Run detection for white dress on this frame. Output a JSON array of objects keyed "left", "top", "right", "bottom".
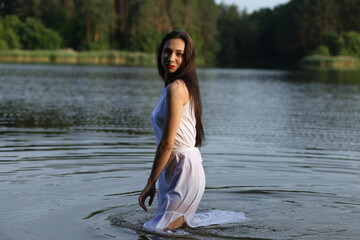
[{"left": 143, "top": 86, "right": 206, "bottom": 231}]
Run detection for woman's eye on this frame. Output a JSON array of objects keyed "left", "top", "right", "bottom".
[{"left": 176, "top": 52, "right": 183, "bottom": 57}]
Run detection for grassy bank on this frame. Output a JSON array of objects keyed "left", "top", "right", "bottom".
[
  {"left": 0, "top": 49, "right": 156, "bottom": 67},
  {"left": 300, "top": 55, "right": 360, "bottom": 70},
  {"left": 0, "top": 49, "right": 207, "bottom": 67},
  {"left": 5, "top": 50, "right": 358, "bottom": 70}
]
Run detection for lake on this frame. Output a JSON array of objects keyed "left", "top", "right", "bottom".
[{"left": 0, "top": 63, "right": 359, "bottom": 240}]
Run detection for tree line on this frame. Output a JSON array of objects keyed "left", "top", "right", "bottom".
[
  {"left": 0, "top": 0, "right": 359, "bottom": 67},
  {"left": 218, "top": 0, "right": 360, "bottom": 67}
]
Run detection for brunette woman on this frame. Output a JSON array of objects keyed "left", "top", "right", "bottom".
[{"left": 138, "top": 30, "right": 205, "bottom": 231}]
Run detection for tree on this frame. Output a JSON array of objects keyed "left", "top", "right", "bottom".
[
  {"left": 325, "top": 33, "right": 344, "bottom": 56},
  {"left": 342, "top": 31, "right": 360, "bottom": 57},
  {"left": 0, "top": 20, "right": 8, "bottom": 49},
  {"left": 125, "top": 0, "right": 168, "bottom": 52},
  {"left": 20, "top": 17, "right": 62, "bottom": 49},
  {"left": 75, "top": 0, "right": 115, "bottom": 50},
  {"left": 0, "top": 15, "right": 22, "bottom": 49},
  {"left": 339, "top": 0, "right": 360, "bottom": 32},
  {"left": 216, "top": 4, "right": 242, "bottom": 67},
  {"left": 191, "top": 0, "right": 219, "bottom": 65}
]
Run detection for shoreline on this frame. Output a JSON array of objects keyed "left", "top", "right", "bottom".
[
  {"left": 300, "top": 54, "right": 360, "bottom": 70},
  {"left": 1, "top": 50, "right": 360, "bottom": 70},
  {"left": 0, "top": 49, "right": 157, "bottom": 67},
  {"left": 0, "top": 49, "right": 206, "bottom": 67}
]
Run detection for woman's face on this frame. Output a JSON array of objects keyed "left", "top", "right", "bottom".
[{"left": 161, "top": 38, "right": 185, "bottom": 73}]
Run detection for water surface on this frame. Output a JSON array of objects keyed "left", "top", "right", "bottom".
[{"left": 0, "top": 64, "right": 359, "bottom": 239}]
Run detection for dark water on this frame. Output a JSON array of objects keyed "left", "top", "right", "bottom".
[{"left": 0, "top": 64, "right": 359, "bottom": 240}]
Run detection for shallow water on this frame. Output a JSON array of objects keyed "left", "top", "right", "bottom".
[{"left": 0, "top": 64, "right": 360, "bottom": 239}]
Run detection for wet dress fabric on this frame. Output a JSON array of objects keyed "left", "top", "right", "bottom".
[{"left": 143, "top": 86, "right": 206, "bottom": 231}]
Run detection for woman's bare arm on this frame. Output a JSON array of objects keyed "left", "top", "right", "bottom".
[{"left": 138, "top": 80, "right": 189, "bottom": 211}]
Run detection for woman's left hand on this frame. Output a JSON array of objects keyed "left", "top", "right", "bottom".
[{"left": 138, "top": 183, "right": 156, "bottom": 211}]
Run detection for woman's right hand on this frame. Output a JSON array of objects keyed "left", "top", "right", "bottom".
[{"left": 138, "top": 182, "right": 156, "bottom": 211}]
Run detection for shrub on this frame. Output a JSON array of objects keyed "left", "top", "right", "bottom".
[
  {"left": 20, "top": 17, "right": 62, "bottom": 50},
  {"left": 0, "top": 15, "right": 23, "bottom": 49},
  {"left": 0, "top": 39, "right": 8, "bottom": 49},
  {"left": 3, "top": 29, "right": 22, "bottom": 49},
  {"left": 312, "top": 45, "right": 330, "bottom": 56},
  {"left": 342, "top": 31, "right": 360, "bottom": 58},
  {"left": 325, "top": 33, "right": 343, "bottom": 56}
]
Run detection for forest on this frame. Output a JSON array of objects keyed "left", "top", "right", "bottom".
[{"left": 0, "top": 0, "right": 360, "bottom": 68}]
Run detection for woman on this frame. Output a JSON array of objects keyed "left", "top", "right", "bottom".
[{"left": 138, "top": 30, "right": 205, "bottom": 231}]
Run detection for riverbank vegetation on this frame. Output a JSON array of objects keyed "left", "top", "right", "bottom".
[
  {"left": 300, "top": 55, "right": 360, "bottom": 70},
  {"left": 0, "top": 49, "right": 156, "bottom": 66},
  {"left": 0, "top": 0, "right": 360, "bottom": 69}
]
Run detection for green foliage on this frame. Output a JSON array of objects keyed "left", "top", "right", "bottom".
[
  {"left": 34, "top": 0, "right": 77, "bottom": 48},
  {"left": 312, "top": 45, "right": 330, "bottom": 56},
  {"left": 0, "top": 39, "right": 8, "bottom": 49},
  {"left": 1, "top": 15, "right": 23, "bottom": 35},
  {"left": 216, "top": 4, "right": 242, "bottom": 67},
  {"left": 0, "top": 15, "right": 22, "bottom": 49},
  {"left": 118, "top": 0, "right": 219, "bottom": 65},
  {"left": 0, "top": 20, "right": 4, "bottom": 37},
  {"left": 0, "top": 0, "right": 220, "bottom": 65},
  {"left": 88, "top": 42, "right": 110, "bottom": 51},
  {"left": 75, "top": 0, "right": 115, "bottom": 50},
  {"left": 300, "top": 55, "right": 360, "bottom": 70},
  {"left": 0, "top": 49, "right": 155, "bottom": 67},
  {"left": 338, "top": 0, "right": 360, "bottom": 32},
  {"left": 0, "top": 15, "right": 61, "bottom": 49},
  {"left": 3, "top": 28, "right": 22, "bottom": 49},
  {"left": 1, "top": 0, "right": 360, "bottom": 67},
  {"left": 325, "top": 33, "right": 344, "bottom": 55},
  {"left": 190, "top": 0, "right": 220, "bottom": 65},
  {"left": 219, "top": 0, "right": 360, "bottom": 66},
  {"left": 125, "top": 0, "right": 163, "bottom": 52},
  {"left": 20, "top": 17, "right": 62, "bottom": 49},
  {"left": 342, "top": 31, "right": 360, "bottom": 57},
  {"left": 323, "top": 31, "right": 360, "bottom": 58}
]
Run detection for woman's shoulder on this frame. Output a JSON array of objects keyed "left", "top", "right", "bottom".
[
  {"left": 166, "top": 79, "right": 189, "bottom": 105},
  {"left": 169, "top": 79, "right": 187, "bottom": 89}
]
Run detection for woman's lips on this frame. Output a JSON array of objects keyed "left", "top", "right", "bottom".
[{"left": 168, "top": 65, "right": 176, "bottom": 69}]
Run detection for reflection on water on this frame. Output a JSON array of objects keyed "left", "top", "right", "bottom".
[{"left": 0, "top": 64, "right": 360, "bottom": 240}]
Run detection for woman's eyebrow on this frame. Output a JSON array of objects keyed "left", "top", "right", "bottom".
[{"left": 164, "top": 47, "right": 184, "bottom": 52}]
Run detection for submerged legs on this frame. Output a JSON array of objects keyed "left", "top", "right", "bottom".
[{"left": 165, "top": 216, "right": 186, "bottom": 231}]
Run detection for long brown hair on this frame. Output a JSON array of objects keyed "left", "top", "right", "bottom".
[{"left": 156, "top": 30, "right": 204, "bottom": 147}]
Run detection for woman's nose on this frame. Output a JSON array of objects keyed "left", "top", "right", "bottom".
[{"left": 170, "top": 53, "right": 176, "bottom": 62}]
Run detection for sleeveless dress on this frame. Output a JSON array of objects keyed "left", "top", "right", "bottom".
[{"left": 143, "top": 86, "right": 206, "bottom": 231}]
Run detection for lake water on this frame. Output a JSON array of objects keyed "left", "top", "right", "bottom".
[{"left": 0, "top": 64, "right": 359, "bottom": 240}]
